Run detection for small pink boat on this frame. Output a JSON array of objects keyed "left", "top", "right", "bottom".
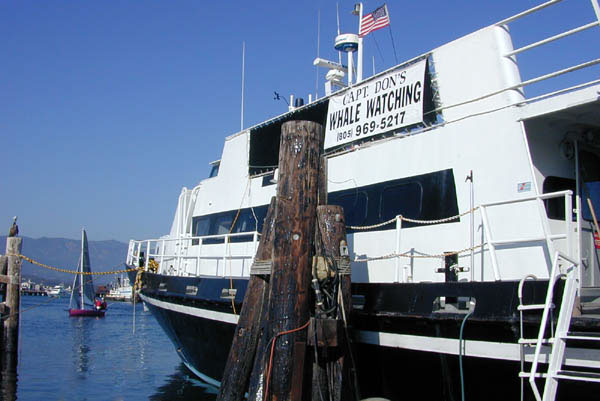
[
  {"left": 68, "top": 308, "right": 105, "bottom": 317},
  {"left": 69, "top": 309, "right": 106, "bottom": 317}
]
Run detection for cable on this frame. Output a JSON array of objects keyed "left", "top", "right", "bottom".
[
  {"left": 264, "top": 320, "right": 310, "bottom": 400},
  {"left": 459, "top": 311, "right": 473, "bottom": 401}
]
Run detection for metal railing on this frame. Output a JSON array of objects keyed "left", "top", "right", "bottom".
[
  {"left": 517, "top": 251, "right": 579, "bottom": 401},
  {"left": 496, "top": 0, "right": 600, "bottom": 96},
  {"left": 127, "top": 231, "right": 260, "bottom": 278},
  {"left": 358, "top": 190, "right": 574, "bottom": 283},
  {"left": 480, "top": 190, "right": 573, "bottom": 281}
]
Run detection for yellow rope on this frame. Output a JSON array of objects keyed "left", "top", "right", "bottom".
[
  {"left": 227, "top": 208, "right": 242, "bottom": 315},
  {"left": 147, "top": 259, "right": 159, "bottom": 273},
  {"left": 14, "top": 254, "right": 142, "bottom": 275}
]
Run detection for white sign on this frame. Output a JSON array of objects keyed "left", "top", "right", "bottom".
[{"left": 324, "top": 59, "right": 427, "bottom": 149}]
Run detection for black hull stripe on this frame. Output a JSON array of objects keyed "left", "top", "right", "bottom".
[{"left": 140, "top": 292, "right": 600, "bottom": 368}]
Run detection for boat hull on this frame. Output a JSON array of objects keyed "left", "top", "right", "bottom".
[
  {"left": 137, "top": 271, "right": 600, "bottom": 400},
  {"left": 68, "top": 308, "right": 105, "bottom": 317}
]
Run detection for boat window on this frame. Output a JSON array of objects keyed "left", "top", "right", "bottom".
[
  {"left": 212, "top": 214, "right": 234, "bottom": 236},
  {"left": 228, "top": 210, "right": 257, "bottom": 243},
  {"left": 327, "top": 169, "right": 459, "bottom": 232},
  {"left": 329, "top": 192, "right": 368, "bottom": 227},
  {"left": 238, "top": 208, "right": 269, "bottom": 233},
  {"left": 262, "top": 172, "right": 276, "bottom": 187},
  {"left": 191, "top": 205, "right": 270, "bottom": 245},
  {"left": 380, "top": 182, "right": 423, "bottom": 222},
  {"left": 193, "top": 217, "right": 210, "bottom": 237},
  {"left": 542, "top": 176, "right": 576, "bottom": 221},
  {"left": 209, "top": 163, "right": 220, "bottom": 178},
  {"left": 192, "top": 217, "right": 210, "bottom": 245}
]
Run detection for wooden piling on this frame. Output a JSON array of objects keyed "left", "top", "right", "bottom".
[
  {"left": 1, "top": 237, "right": 22, "bottom": 401},
  {"left": 0, "top": 255, "right": 7, "bottom": 302},
  {"left": 217, "top": 197, "right": 277, "bottom": 401},
  {"left": 219, "top": 121, "right": 359, "bottom": 400},
  {"left": 247, "top": 120, "right": 323, "bottom": 401},
  {"left": 266, "top": 120, "right": 322, "bottom": 400}
]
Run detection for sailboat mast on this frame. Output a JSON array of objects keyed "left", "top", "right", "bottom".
[{"left": 80, "top": 229, "right": 84, "bottom": 308}]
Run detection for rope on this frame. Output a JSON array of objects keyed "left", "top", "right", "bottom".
[
  {"left": 347, "top": 207, "right": 479, "bottom": 231},
  {"left": 264, "top": 320, "right": 311, "bottom": 401},
  {"left": 14, "top": 254, "right": 142, "bottom": 275},
  {"left": 1, "top": 294, "right": 61, "bottom": 321},
  {"left": 226, "top": 177, "right": 252, "bottom": 315}
]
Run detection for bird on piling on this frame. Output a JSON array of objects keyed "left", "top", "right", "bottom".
[{"left": 8, "top": 216, "right": 18, "bottom": 237}]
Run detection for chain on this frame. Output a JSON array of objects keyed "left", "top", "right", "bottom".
[
  {"left": 347, "top": 207, "right": 479, "bottom": 230},
  {"left": 354, "top": 243, "right": 484, "bottom": 262},
  {"left": 14, "top": 254, "right": 142, "bottom": 276}
]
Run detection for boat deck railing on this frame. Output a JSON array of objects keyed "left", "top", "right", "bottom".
[
  {"left": 127, "top": 231, "right": 261, "bottom": 278},
  {"left": 495, "top": 0, "right": 600, "bottom": 100},
  {"left": 355, "top": 190, "right": 575, "bottom": 283},
  {"left": 127, "top": 190, "right": 576, "bottom": 284}
]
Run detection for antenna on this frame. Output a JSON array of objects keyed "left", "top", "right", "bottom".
[
  {"left": 354, "top": 2, "right": 364, "bottom": 82},
  {"left": 373, "top": 55, "right": 375, "bottom": 75},
  {"left": 336, "top": 3, "right": 342, "bottom": 64},
  {"left": 315, "top": 8, "right": 320, "bottom": 100},
  {"left": 240, "top": 41, "right": 246, "bottom": 131}
]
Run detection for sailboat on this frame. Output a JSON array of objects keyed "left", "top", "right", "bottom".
[{"left": 68, "top": 229, "right": 105, "bottom": 317}]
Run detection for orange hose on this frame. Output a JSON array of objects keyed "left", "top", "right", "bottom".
[{"left": 264, "top": 320, "right": 310, "bottom": 400}]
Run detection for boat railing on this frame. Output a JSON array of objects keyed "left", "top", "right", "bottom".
[
  {"left": 127, "top": 231, "right": 261, "bottom": 278},
  {"left": 495, "top": 0, "right": 600, "bottom": 99},
  {"left": 479, "top": 190, "right": 573, "bottom": 280},
  {"left": 517, "top": 251, "right": 580, "bottom": 401},
  {"left": 128, "top": 190, "right": 574, "bottom": 282},
  {"left": 363, "top": 189, "right": 574, "bottom": 283}
]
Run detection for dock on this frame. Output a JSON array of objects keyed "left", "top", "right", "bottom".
[{"left": 21, "top": 289, "right": 48, "bottom": 296}]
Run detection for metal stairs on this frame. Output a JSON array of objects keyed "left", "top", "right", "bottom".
[{"left": 518, "top": 251, "right": 600, "bottom": 401}]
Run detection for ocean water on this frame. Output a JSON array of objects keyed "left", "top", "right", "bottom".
[{"left": 6, "top": 296, "right": 218, "bottom": 401}]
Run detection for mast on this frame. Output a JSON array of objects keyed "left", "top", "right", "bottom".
[{"left": 80, "top": 229, "right": 84, "bottom": 309}]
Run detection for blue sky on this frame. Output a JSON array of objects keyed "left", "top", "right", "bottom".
[{"left": 1, "top": 1, "right": 597, "bottom": 242}]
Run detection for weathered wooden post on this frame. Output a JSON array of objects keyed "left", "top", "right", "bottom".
[
  {"left": 217, "top": 197, "right": 277, "bottom": 401},
  {"left": 247, "top": 120, "right": 323, "bottom": 401},
  {"left": 310, "top": 205, "right": 356, "bottom": 401},
  {"left": 0, "top": 254, "right": 7, "bottom": 346},
  {"left": 1, "top": 236, "right": 22, "bottom": 401}
]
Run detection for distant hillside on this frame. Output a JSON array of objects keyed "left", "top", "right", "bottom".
[{"left": 1, "top": 235, "right": 129, "bottom": 286}]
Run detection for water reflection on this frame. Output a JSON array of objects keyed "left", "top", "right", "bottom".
[
  {"left": 0, "top": 364, "right": 18, "bottom": 401},
  {"left": 150, "top": 363, "right": 218, "bottom": 401},
  {"left": 71, "top": 317, "right": 92, "bottom": 374},
  {"left": 1, "top": 323, "right": 19, "bottom": 401}
]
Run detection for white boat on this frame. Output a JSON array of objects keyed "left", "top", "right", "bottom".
[
  {"left": 47, "top": 284, "right": 67, "bottom": 297},
  {"left": 126, "top": 2, "right": 600, "bottom": 400},
  {"left": 107, "top": 275, "right": 133, "bottom": 301}
]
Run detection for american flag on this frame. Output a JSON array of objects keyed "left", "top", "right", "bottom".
[{"left": 359, "top": 4, "right": 390, "bottom": 37}]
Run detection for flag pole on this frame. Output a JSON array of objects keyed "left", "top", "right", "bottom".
[{"left": 385, "top": 4, "right": 399, "bottom": 64}]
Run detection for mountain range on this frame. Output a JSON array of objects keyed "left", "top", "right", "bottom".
[{"left": 1, "top": 235, "right": 129, "bottom": 286}]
